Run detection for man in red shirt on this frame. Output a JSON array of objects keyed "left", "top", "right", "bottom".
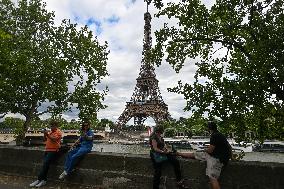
[{"left": 30, "top": 120, "right": 62, "bottom": 187}]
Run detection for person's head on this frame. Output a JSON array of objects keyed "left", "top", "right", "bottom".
[
  {"left": 49, "top": 120, "right": 59, "bottom": 132},
  {"left": 81, "top": 120, "right": 91, "bottom": 131},
  {"left": 154, "top": 125, "right": 164, "bottom": 135},
  {"left": 207, "top": 121, "right": 217, "bottom": 133}
]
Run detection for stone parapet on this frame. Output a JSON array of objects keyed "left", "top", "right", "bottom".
[{"left": 0, "top": 146, "right": 283, "bottom": 189}]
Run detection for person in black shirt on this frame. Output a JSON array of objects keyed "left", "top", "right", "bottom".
[
  {"left": 149, "top": 125, "right": 188, "bottom": 189},
  {"left": 178, "top": 122, "right": 232, "bottom": 189}
]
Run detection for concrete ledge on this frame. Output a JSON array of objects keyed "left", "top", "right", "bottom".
[{"left": 0, "top": 146, "right": 283, "bottom": 189}]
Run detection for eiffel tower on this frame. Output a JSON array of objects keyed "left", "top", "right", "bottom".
[{"left": 116, "top": 1, "right": 171, "bottom": 128}]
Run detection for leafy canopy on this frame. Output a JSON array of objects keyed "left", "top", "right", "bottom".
[
  {"left": 0, "top": 0, "right": 109, "bottom": 133},
  {"left": 150, "top": 0, "right": 284, "bottom": 140}
]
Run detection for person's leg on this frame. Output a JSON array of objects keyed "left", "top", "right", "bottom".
[
  {"left": 64, "top": 148, "right": 79, "bottom": 172},
  {"left": 66, "top": 147, "right": 90, "bottom": 174},
  {"left": 153, "top": 161, "right": 162, "bottom": 189},
  {"left": 167, "top": 155, "right": 189, "bottom": 189},
  {"left": 167, "top": 155, "right": 182, "bottom": 182},
  {"left": 209, "top": 177, "right": 220, "bottom": 189},
  {"left": 206, "top": 156, "right": 223, "bottom": 189},
  {"left": 150, "top": 152, "right": 163, "bottom": 189},
  {"left": 38, "top": 152, "right": 57, "bottom": 181}
]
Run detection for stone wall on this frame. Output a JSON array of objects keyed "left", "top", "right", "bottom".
[{"left": 0, "top": 146, "right": 283, "bottom": 189}]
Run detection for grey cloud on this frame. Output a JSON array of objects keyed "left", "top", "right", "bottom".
[{"left": 40, "top": 0, "right": 197, "bottom": 123}]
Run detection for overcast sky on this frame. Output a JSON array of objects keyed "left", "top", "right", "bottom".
[
  {"left": 44, "top": 0, "right": 217, "bottom": 125},
  {"left": 5, "top": 0, "right": 215, "bottom": 125}
]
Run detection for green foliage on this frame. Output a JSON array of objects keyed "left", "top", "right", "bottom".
[
  {"left": 96, "top": 118, "right": 114, "bottom": 130},
  {"left": 2, "top": 117, "right": 25, "bottom": 143},
  {"left": 164, "top": 127, "right": 176, "bottom": 137},
  {"left": 151, "top": 0, "right": 284, "bottom": 141},
  {"left": 0, "top": 29, "right": 11, "bottom": 39},
  {"left": 185, "top": 116, "right": 208, "bottom": 136},
  {"left": 0, "top": 117, "right": 81, "bottom": 131},
  {"left": 160, "top": 116, "right": 209, "bottom": 137},
  {"left": 0, "top": 0, "right": 109, "bottom": 138},
  {"left": 57, "top": 118, "right": 80, "bottom": 130}
]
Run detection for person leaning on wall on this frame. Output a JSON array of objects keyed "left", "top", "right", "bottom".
[
  {"left": 177, "top": 121, "right": 232, "bottom": 189},
  {"left": 59, "top": 120, "right": 94, "bottom": 180},
  {"left": 29, "top": 120, "right": 63, "bottom": 188},
  {"left": 149, "top": 125, "right": 189, "bottom": 189}
]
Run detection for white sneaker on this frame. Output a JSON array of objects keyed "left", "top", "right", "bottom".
[
  {"left": 29, "top": 180, "right": 40, "bottom": 187},
  {"left": 35, "top": 180, "right": 46, "bottom": 187},
  {"left": 59, "top": 170, "right": 67, "bottom": 180}
]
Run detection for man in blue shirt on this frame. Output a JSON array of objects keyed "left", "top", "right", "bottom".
[{"left": 59, "top": 121, "right": 94, "bottom": 179}]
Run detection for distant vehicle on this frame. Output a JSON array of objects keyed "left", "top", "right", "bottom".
[
  {"left": 253, "top": 140, "right": 284, "bottom": 153},
  {"left": 186, "top": 136, "right": 210, "bottom": 151},
  {"left": 229, "top": 140, "right": 254, "bottom": 153},
  {"left": 164, "top": 138, "right": 193, "bottom": 150}
]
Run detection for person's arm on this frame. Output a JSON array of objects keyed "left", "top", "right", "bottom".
[
  {"left": 84, "top": 134, "right": 93, "bottom": 140},
  {"left": 207, "top": 133, "right": 217, "bottom": 154},
  {"left": 83, "top": 131, "right": 94, "bottom": 141},
  {"left": 44, "top": 131, "right": 61, "bottom": 143},
  {"left": 152, "top": 139, "right": 168, "bottom": 154},
  {"left": 67, "top": 138, "right": 80, "bottom": 152},
  {"left": 205, "top": 144, "right": 215, "bottom": 154},
  {"left": 43, "top": 131, "right": 48, "bottom": 141},
  {"left": 74, "top": 137, "right": 81, "bottom": 145},
  {"left": 228, "top": 143, "right": 234, "bottom": 160}
]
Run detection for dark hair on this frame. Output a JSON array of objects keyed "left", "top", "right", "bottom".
[
  {"left": 49, "top": 120, "right": 59, "bottom": 127},
  {"left": 82, "top": 121, "right": 90, "bottom": 126},
  {"left": 81, "top": 120, "right": 91, "bottom": 131},
  {"left": 208, "top": 121, "right": 217, "bottom": 131}
]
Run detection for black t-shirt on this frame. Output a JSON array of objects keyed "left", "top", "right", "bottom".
[{"left": 210, "top": 131, "right": 231, "bottom": 164}]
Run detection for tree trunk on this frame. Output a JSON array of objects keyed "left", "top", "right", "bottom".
[{"left": 15, "top": 115, "right": 32, "bottom": 146}]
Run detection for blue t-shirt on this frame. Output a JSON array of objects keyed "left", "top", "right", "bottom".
[{"left": 79, "top": 129, "right": 94, "bottom": 150}]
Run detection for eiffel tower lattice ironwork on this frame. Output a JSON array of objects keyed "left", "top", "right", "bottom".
[{"left": 116, "top": 2, "right": 171, "bottom": 127}]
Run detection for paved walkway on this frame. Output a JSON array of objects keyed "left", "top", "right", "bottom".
[{"left": 0, "top": 174, "right": 101, "bottom": 189}]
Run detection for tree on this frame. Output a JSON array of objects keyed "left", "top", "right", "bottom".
[
  {"left": 184, "top": 116, "right": 208, "bottom": 136},
  {"left": 97, "top": 118, "right": 115, "bottom": 131},
  {"left": 164, "top": 127, "right": 176, "bottom": 137},
  {"left": 0, "top": 27, "right": 12, "bottom": 119},
  {"left": 0, "top": 0, "right": 109, "bottom": 143},
  {"left": 150, "top": 0, "right": 284, "bottom": 140},
  {"left": 2, "top": 117, "right": 25, "bottom": 143}
]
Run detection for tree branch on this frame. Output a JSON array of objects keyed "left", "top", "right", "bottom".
[
  {"left": 248, "top": 0, "right": 259, "bottom": 44},
  {"left": 249, "top": 0, "right": 254, "bottom": 27},
  {"left": 172, "top": 37, "right": 252, "bottom": 59}
]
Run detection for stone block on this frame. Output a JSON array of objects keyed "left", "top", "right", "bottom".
[
  {"left": 124, "top": 154, "right": 152, "bottom": 175},
  {"left": 0, "top": 147, "right": 284, "bottom": 189}
]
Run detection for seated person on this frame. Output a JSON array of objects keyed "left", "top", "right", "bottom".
[
  {"left": 59, "top": 120, "right": 94, "bottom": 179},
  {"left": 149, "top": 125, "right": 188, "bottom": 189}
]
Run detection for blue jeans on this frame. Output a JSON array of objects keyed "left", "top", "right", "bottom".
[
  {"left": 38, "top": 151, "right": 58, "bottom": 181},
  {"left": 64, "top": 147, "right": 91, "bottom": 174}
]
